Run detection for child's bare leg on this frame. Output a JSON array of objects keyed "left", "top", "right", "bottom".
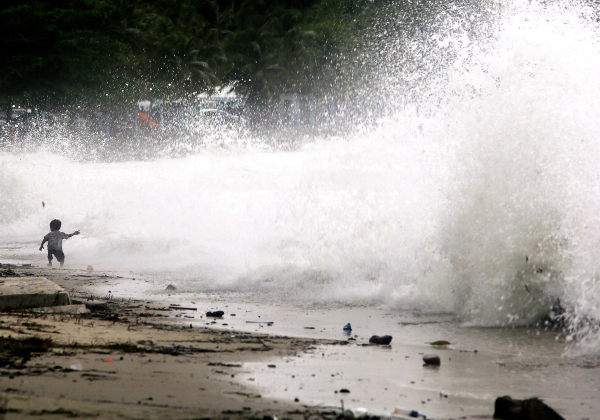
[
  {"left": 47, "top": 258, "right": 52, "bottom": 267},
  {"left": 60, "top": 261, "right": 64, "bottom": 268}
]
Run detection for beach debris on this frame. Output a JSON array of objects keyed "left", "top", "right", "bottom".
[
  {"left": 340, "top": 388, "right": 351, "bottom": 393},
  {"left": 168, "top": 305, "right": 197, "bottom": 311},
  {"left": 268, "top": 364, "right": 276, "bottom": 368},
  {"left": 245, "top": 321, "right": 273, "bottom": 325},
  {"left": 165, "top": 284, "right": 177, "bottom": 291},
  {"left": 84, "top": 301, "right": 108, "bottom": 312},
  {"left": 87, "top": 265, "right": 93, "bottom": 271},
  {"left": 225, "top": 391, "right": 261, "bottom": 399},
  {"left": 393, "top": 407, "right": 426, "bottom": 419},
  {"left": 69, "top": 361, "right": 83, "bottom": 371},
  {"left": 493, "top": 396, "right": 565, "bottom": 420},
  {"left": 342, "top": 407, "right": 368, "bottom": 419},
  {"left": 423, "top": 354, "right": 441, "bottom": 366},
  {"left": 304, "top": 327, "right": 315, "bottom": 329},
  {"left": 369, "top": 335, "right": 393, "bottom": 345},
  {"left": 208, "top": 362, "right": 242, "bottom": 367},
  {"left": 206, "top": 310, "right": 224, "bottom": 317},
  {"left": 343, "top": 323, "right": 352, "bottom": 331},
  {"left": 352, "top": 407, "right": 369, "bottom": 418},
  {"left": 429, "top": 340, "right": 450, "bottom": 346},
  {"left": 30, "top": 304, "right": 90, "bottom": 315}
]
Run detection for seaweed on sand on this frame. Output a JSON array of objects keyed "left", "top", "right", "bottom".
[{"left": 0, "top": 336, "right": 53, "bottom": 368}]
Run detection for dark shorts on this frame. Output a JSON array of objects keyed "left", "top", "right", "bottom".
[{"left": 48, "top": 248, "right": 65, "bottom": 263}]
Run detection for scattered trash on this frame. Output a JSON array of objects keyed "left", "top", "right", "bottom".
[
  {"left": 246, "top": 321, "right": 273, "bottom": 325},
  {"left": 165, "top": 284, "right": 177, "bottom": 291},
  {"left": 206, "top": 310, "right": 224, "bottom": 317},
  {"left": 69, "top": 361, "right": 83, "bottom": 371},
  {"left": 429, "top": 340, "right": 450, "bottom": 346},
  {"left": 423, "top": 354, "right": 441, "bottom": 366},
  {"left": 267, "top": 364, "right": 276, "bottom": 368},
  {"left": 393, "top": 407, "right": 426, "bottom": 419},
  {"left": 343, "top": 323, "right": 352, "bottom": 331},
  {"left": 352, "top": 407, "right": 369, "bottom": 418},
  {"left": 225, "top": 391, "right": 261, "bottom": 399},
  {"left": 169, "top": 305, "right": 197, "bottom": 311},
  {"left": 208, "top": 362, "right": 242, "bottom": 367},
  {"left": 87, "top": 265, "right": 94, "bottom": 271},
  {"left": 340, "top": 388, "right": 350, "bottom": 393},
  {"left": 369, "top": 335, "right": 393, "bottom": 345},
  {"left": 84, "top": 301, "right": 108, "bottom": 312},
  {"left": 304, "top": 327, "right": 316, "bottom": 329},
  {"left": 103, "top": 359, "right": 113, "bottom": 362}
]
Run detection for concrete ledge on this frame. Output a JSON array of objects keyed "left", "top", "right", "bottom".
[{"left": 0, "top": 277, "right": 71, "bottom": 311}]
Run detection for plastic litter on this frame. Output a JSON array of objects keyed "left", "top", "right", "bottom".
[
  {"left": 69, "top": 361, "right": 83, "bottom": 371},
  {"left": 392, "top": 407, "right": 427, "bottom": 419},
  {"left": 343, "top": 323, "right": 352, "bottom": 331},
  {"left": 352, "top": 408, "right": 369, "bottom": 418}
]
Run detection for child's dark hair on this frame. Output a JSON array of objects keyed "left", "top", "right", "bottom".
[{"left": 50, "top": 219, "right": 61, "bottom": 230}]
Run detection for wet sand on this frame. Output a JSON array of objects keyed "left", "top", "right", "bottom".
[
  {"left": 0, "top": 266, "right": 350, "bottom": 420},
  {"left": 0, "top": 265, "right": 590, "bottom": 420}
]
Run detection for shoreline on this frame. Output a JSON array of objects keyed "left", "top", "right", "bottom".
[
  {"left": 0, "top": 265, "right": 351, "bottom": 420},
  {"left": 1, "top": 265, "right": 589, "bottom": 420}
]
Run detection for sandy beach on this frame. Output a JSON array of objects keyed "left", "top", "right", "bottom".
[
  {"left": 0, "top": 265, "right": 352, "bottom": 420},
  {"left": 0, "top": 265, "right": 595, "bottom": 420}
]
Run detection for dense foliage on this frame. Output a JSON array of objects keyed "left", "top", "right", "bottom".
[{"left": 0, "top": 0, "right": 370, "bottom": 115}]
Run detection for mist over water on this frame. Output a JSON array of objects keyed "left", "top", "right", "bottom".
[{"left": 4, "top": 0, "right": 600, "bottom": 354}]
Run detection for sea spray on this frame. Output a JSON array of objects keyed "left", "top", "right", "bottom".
[{"left": 3, "top": 0, "right": 600, "bottom": 355}]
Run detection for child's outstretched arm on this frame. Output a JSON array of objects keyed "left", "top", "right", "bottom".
[
  {"left": 39, "top": 238, "right": 47, "bottom": 251},
  {"left": 68, "top": 230, "right": 80, "bottom": 238}
]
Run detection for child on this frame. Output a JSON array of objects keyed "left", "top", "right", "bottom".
[{"left": 39, "top": 219, "right": 80, "bottom": 267}]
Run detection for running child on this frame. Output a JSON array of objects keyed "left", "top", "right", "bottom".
[{"left": 39, "top": 219, "right": 80, "bottom": 267}]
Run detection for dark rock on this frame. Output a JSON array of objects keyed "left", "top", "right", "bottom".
[
  {"left": 493, "top": 396, "right": 565, "bottom": 420},
  {"left": 206, "top": 311, "right": 224, "bottom": 317},
  {"left": 165, "top": 284, "right": 177, "bottom": 291},
  {"left": 423, "top": 354, "right": 441, "bottom": 366},
  {"left": 368, "top": 335, "right": 392, "bottom": 345}
]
